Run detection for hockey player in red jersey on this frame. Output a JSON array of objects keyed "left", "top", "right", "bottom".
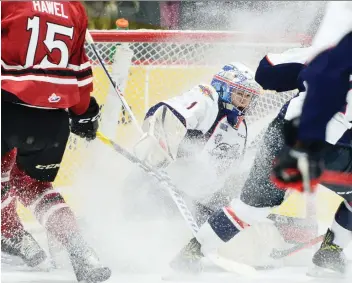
[
  {"left": 1, "top": 2, "right": 111, "bottom": 282},
  {"left": 1, "top": 148, "right": 48, "bottom": 268}
]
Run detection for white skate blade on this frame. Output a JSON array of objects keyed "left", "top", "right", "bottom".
[
  {"left": 306, "top": 264, "right": 345, "bottom": 279},
  {"left": 207, "top": 253, "right": 257, "bottom": 277},
  {"left": 33, "top": 257, "right": 55, "bottom": 272}
]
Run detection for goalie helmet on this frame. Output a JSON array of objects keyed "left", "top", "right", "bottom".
[{"left": 211, "top": 62, "right": 261, "bottom": 117}]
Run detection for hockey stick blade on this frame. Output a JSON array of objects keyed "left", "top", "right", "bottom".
[
  {"left": 96, "top": 132, "right": 256, "bottom": 276},
  {"left": 270, "top": 234, "right": 324, "bottom": 259}
]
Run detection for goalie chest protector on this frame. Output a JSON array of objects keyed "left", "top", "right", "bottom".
[{"left": 202, "top": 116, "right": 247, "bottom": 166}]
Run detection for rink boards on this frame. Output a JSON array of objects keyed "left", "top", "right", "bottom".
[{"left": 17, "top": 66, "right": 343, "bottom": 224}]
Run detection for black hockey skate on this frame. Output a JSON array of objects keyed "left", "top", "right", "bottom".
[
  {"left": 170, "top": 237, "right": 204, "bottom": 273},
  {"left": 1, "top": 230, "right": 47, "bottom": 267},
  {"left": 68, "top": 243, "right": 111, "bottom": 283},
  {"left": 308, "top": 229, "right": 346, "bottom": 277}
]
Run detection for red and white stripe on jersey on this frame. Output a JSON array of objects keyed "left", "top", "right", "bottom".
[
  {"left": 1, "top": 60, "right": 93, "bottom": 115},
  {"left": 1, "top": 59, "right": 92, "bottom": 87}
]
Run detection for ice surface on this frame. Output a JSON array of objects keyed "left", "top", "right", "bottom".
[
  {"left": 2, "top": 2, "right": 351, "bottom": 282},
  {"left": 2, "top": 261, "right": 352, "bottom": 283}
]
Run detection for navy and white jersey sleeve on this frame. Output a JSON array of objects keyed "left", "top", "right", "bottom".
[
  {"left": 298, "top": 32, "right": 352, "bottom": 143},
  {"left": 255, "top": 47, "right": 315, "bottom": 92}
]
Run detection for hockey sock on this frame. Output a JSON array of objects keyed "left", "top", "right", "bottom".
[
  {"left": 11, "top": 164, "right": 87, "bottom": 253},
  {"left": 330, "top": 200, "right": 352, "bottom": 249},
  {"left": 1, "top": 149, "right": 24, "bottom": 238},
  {"left": 1, "top": 198, "right": 24, "bottom": 239}
]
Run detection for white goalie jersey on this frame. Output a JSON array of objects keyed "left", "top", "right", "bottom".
[
  {"left": 134, "top": 62, "right": 260, "bottom": 198},
  {"left": 135, "top": 84, "right": 248, "bottom": 199},
  {"left": 167, "top": 84, "right": 247, "bottom": 167}
]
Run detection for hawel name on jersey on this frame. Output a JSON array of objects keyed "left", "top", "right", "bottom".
[{"left": 32, "top": 1, "right": 68, "bottom": 19}]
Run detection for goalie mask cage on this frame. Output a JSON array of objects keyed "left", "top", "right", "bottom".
[{"left": 56, "top": 30, "right": 308, "bottom": 187}]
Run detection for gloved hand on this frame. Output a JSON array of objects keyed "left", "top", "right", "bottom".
[
  {"left": 69, "top": 97, "right": 100, "bottom": 141},
  {"left": 271, "top": 118, "right": 326, "bottom": 192}
]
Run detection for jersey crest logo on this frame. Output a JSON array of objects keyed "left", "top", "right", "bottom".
[
  {"left": 199, "top": 85, "right": 214, "bottom": 100},
  {"left": 210, "top": 143, "right": 241, "bottom": 160},
  {"left": 48, "top": 93, "right": 61, "bottom": 103}
]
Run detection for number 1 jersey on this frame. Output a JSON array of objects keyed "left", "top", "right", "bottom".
[{"left": 1, "top": 1, "right": 93, "bottom": 115}]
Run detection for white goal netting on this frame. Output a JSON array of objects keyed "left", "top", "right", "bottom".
[{"left": 55, "top": 30, "right": 305, "bottom": 188}]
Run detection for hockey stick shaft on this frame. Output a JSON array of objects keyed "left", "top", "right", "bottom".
[
  {"left": 85, "top": 31, "right": 143, "bottom": 135},
  {"left": 96, "top": 131, "right": 199, "bottom": 234},
  {"left": 270, "top": 234, "right": 324, "bottom": 259},
  {"left": 96, "top": 131, "right": 257, "bottom": 275}
]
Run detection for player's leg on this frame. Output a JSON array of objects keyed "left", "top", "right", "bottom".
[
  {"left": 310, "top": 200, "right": 352, "bottom": 276},
  {"left": 1, "top": 137, "right": 47, "bottom": 267},
  {"left": 310, "top": 145, "right": 352, "bottom": 275},
  {"left": 2, "top": 102, "right": 111, "bottom": 282},
  {"left": 171, "top": 116, "right": 291, "bottom": 271},
  {"left": 196, "top": 116, "right": 287, "bottom": 247}
]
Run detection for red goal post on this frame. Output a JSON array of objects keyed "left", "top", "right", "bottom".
[{"left": 56, "top": 29, "right": 309, "bottom": 187}]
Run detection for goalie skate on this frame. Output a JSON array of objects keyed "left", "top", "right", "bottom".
[{"left": 169, "top": 237, "right": 204, "bottom": 274}]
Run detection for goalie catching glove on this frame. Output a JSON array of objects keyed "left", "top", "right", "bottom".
[
  {"left": 271, "top": 118, "right": 326, "bottom": 192},
  {"left": 133, "top": 105, "right": 187, "bottom": 168},
  {"left": 69, "top": 97, "right": 100, "bottom": 141}
]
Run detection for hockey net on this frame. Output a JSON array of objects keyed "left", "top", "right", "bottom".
[{"left": 55, "top": 30, "right": 307, "bottom": 188}]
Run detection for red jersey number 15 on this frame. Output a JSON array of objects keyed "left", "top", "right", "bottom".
[{"left": 26, "top": 16, "right": 74, "bottom": 68}]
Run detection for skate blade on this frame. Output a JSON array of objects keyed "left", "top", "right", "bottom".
[
  {"left": 80, "top": 267, "right": 112, "bottom": 283},
  {"left": 25, "top": 251, "right": 48, "bottom": 268},
  {"left": 307, "top": 265, "right": 345, "bottom": 279},
  {"left": 31, "top": 258, "right": 55, "bottom": 272}
]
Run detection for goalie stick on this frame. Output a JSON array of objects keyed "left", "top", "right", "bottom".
[
  {"left": 97, "top": 132, "right": 350, "bottom": 267},
  {"left": 96, "top": 131, "right": 257, "bottom": 276}
]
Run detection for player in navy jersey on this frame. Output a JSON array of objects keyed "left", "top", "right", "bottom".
[{"left": 273, "top": 31, "right": 352, "bottom": 276}]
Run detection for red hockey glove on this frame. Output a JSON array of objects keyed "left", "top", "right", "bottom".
[{"left": 271, "top": 143, "right": 325, "bottom": 192}]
